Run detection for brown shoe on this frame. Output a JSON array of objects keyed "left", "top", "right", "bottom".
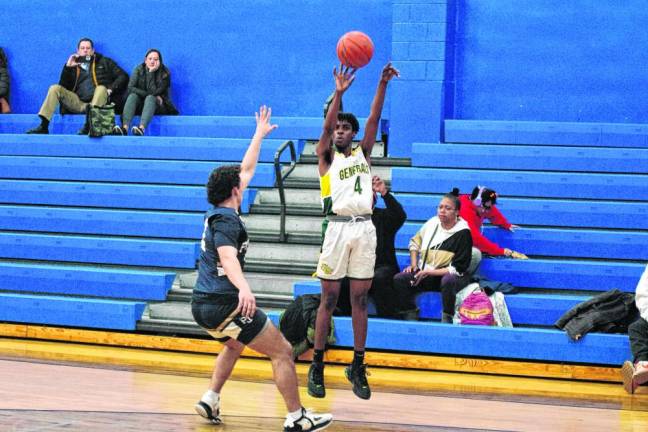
[{"left": 621, "top": 360, "right": 637, "bottom": 394}]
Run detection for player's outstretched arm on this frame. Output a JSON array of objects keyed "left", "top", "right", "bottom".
[
  {"left": 316, "top": 65, "right": 356, "bottom": 175},
  {"left": 361, "top": 62, "right": 399, "bottom": 158},
  {"left": 239, "top": 105, "right": 278, "bottom": 191}
]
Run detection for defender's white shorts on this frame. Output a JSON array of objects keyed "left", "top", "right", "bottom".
[{"left": 317, "top": 218, "right": 376, "bottom": 280}]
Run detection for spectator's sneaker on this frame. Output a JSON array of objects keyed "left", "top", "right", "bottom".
[
  {"left": 131, "top": 126, "right": 144, "bottom": 136},
  {"left": 283, "top": 407, "right": 332, "bottom": 432},
  {"left": 113, "top": 125, "right": 127, "bottom": 135},
  {"left": 634, "top": 361, "right": 648, "bottom": 387},
  {"left": 194, "top": 398, "right": 222, "bottom": 424},
  {"left": 26, "top": 124, "right": 49, "bottom": 134},
  {"left": 345, "top": 363, "right": 371, "bottom": 400},
  {"left": 307, "top": 363, "right": 325, "bottom": 398},
  {"left": 621, "top": 360, "right": 638, "bottom": 394}
]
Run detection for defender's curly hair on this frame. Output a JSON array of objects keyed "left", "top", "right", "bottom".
[{"left": 206, "top": 165, "right": 241, "bottom": 206}]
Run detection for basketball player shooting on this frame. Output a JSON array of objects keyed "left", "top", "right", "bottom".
[{"left": 308, "top": 62, "right": 399, "bottom": 400}]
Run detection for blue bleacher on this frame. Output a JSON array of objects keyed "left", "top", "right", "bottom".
[
  {"left": 0, "top": 114, "right": 384, "bottom": 140},
  {"left": 0, "top": 232, "right": 198, "bottom": 268},
  {"left": 293, "top": 280, "right": 587, "bottom": 325},
  {"left": 444, "top": 119, "right": 648, "bottom": 148},
  {"left": 0, "top": 156, "right": 276, "bottom": 187},
  {"left": 267, "top": 310, "right": 629, "bottom": 366},
  {"left": 0, "top": 293, "right": 146, "bottom": 331},
  {"left": 0, "top": 205, "right": 203, "bottom": 239},
  {"left": 0, "top": 262, "right": 174, "bottom": 300},
  {"left": 395, "top": 223, "right": 648, "bottom": 261},
  {"left": 0, "top": 180, "right": 256, "bottom": 213},
  {"left": 391, "top": 167, "right": 648, "bottom": 200},
  {"left": 393, "top": 193, "right": 648, "bottom": 230},
  {"left": 412, "top": 142, "right": 648, "bottom": 173},
  {"left": 0, "top": 134, "right": 304, "bottom": 164}
]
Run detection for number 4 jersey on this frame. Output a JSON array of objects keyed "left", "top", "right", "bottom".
[{"left": 320, "top": 147, "right": 373, "bottom": 217}]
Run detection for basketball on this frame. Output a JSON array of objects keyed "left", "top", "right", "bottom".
[{"left": 336, "top": 31, "right": 374, "bottom": 69}]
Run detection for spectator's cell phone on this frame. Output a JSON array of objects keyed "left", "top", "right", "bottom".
[{"left": 75, "top": 55, "right": 93, "bottom": 63}]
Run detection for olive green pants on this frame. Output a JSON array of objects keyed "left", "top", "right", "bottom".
[{"left": 38, "top": 84, "right": 108, "bottom": 120}]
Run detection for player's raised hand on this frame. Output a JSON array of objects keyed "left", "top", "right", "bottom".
[
  {"left": 380, "top": 62, "right": 400, "bottom": 83},
  {"left": 254, "top": 105, "right": 278, "bottom": 138},
  {"left": 333, "top": 64, "right": 356, "bottom": 93}
]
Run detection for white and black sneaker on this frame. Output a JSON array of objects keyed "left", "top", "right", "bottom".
[
  {"left": 195, "top": 399, "right": 222, "bottom": 424},
  {"left": 283, "top": 407, "right": 332, "bottom": 431}
]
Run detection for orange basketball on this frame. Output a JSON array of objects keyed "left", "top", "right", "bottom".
[{"left": 336, "top": 31, "right": 374, "bottom": 69}]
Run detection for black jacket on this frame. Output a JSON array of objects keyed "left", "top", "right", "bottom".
[
  {"left": 58, "top": 52, "right": 128, "bottom": 113},
  {"left": 555, "top": 289, "right": 638, "bottom": 341},
  {"left": 279, "top": 294, "right": 336, "bottom": 358},
  {"left": 127, "top": 63, "right": 178, "bottom": 115},
  {"left": 0, "top": 48, "right": 9, "bottom": 99},
  {"left": 372, "top": 192, "right": 407, "bottom": 271}
]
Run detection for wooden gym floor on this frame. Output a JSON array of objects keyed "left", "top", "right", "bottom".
[{"left": 1, "top": 338, "right": 648, "bottom": 431}]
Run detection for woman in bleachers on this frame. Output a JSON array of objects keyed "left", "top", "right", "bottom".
[
  {"left": 459, "top": 186, "right": 527, "bottom": 259},
  {"left": 0, "top": 48, "right": 11, "bottom": 113},
  {"left": 391, "top": 189, "right": 473, "bottom": 322},
  {"left": 114, "top": 48, "right": 178, "bottom": 136}
]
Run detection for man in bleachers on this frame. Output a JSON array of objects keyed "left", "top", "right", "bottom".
[
  {"left": 621, "top": 263, "right": 648, "bottom": 394},
  {"left": 26, "top": 37, "right": 127, "bottom": 135}
]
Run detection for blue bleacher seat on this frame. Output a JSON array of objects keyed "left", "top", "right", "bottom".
[
  {"left": 0, "top": 262, "right": 174, "bottom": 300},
  {"left": 0, "top": 156, "right": 276, "bottom": 187},
  {"left": 395, "top": 223, "right": 648, "bottom": 261},
  {"left": 0, "top": 134, "right": 304, "bottom": 164},
  {"left": 393, "top": 193, "right": 648, "bottom": 230},
  {"left": 0, "top": 232, "right": 199, "bottom": 268},
  {"left": 391, "top": 167, "right": 648, "bottom": 200},
  {"left": 0, "top": 292, "right": 146, "bottom": 330},
  {"left": 267, "top": 310, "right": 630, "bottom": 365},
  {"left": 0, "top": 180, "right": 256, "bottom": 213},
  {"left": 0, "top": 205, "right": 203, "bottom": 239},
  {"left": 412, "top": 142, "right": 648, "bottom": 173}
]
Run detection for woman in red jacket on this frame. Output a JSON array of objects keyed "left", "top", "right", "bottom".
[{"left": 459, "top": 186, "right": 527, "bottom": 259}]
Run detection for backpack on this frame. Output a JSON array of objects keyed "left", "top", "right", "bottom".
[
  {"left": 458, "top": 289, "right": 494, "bottom": 325},
  {"left": 87, "top": 103, "right": 116, "bottom": 137}
]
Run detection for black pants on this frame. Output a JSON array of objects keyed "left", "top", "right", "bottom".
[
  {"left": 392, "top": 271, "right": 472, "bottom": 316},
  {"left": 337, "top": 265, "right": 398, "bottom": 318},
  {"left": 629, "top": 317, "right": 648, "bottom": 363}
]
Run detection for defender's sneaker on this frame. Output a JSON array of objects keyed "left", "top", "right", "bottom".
[
  {"left": 194, "top": 398, "right": 222, "bottom": 424},
  {"left": 283, "top": 407, "right": 332, "bottom": 432}
]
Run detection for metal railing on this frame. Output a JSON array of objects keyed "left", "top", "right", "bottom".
[{"left": 273, "top": 140, "right": 297, "bottom": 242}]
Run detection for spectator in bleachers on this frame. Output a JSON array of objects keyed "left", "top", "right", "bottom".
[
  {"left": 621, "top": 263, "right": 648, "bottom": 394},
  {"left": 113, "top": 48, "right": 178, "bottom": 136},
  {"left": 0, "top": 48, "right": 10, "bottom": 113},
  {"left": 391, "top": 189, "right": 473, "bottom": 322},
  {"left": 26, "top": 37, "right": 128, "bottom": 135},
  {"left": 336, "top": 175, "right": 407, "bottom": 318},
  {"left": 459, "top": 186, "right": 527, "bottom": 259}
]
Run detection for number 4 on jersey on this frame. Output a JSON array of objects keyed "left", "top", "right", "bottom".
[{"left": 354, "top": 176, "right": 363, "bottom": 195}]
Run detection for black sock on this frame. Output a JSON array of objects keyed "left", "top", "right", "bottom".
[
  {"left": 352, "top": 350, "right": 365, "bottom": 368},
  {"left": 313, "top": 349, "right": 324, "bottom": 364},
  {"left": 39, "top": 115, "right": 49, "bottom": 128}
]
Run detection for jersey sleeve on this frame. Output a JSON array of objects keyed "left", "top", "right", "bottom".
[{"left": 209, "top": 214, "right": 241, "bottom": 249}]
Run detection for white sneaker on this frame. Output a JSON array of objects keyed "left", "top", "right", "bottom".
[
  {"left": 195, "top": 399, "right": 222, "bottom": 424},
  {"left": 283, "top": 407, "right": 332, "bottom": 431}
]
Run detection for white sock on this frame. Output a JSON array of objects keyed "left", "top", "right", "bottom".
[
  {"left": 202, "top": 389, "right": 220, "bottom": 406},
  {"left": 288, "top": 407, "right": 304, "bottom": 421}
]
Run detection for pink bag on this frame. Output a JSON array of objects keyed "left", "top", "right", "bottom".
[{"left": 458, "top": 289, "right": 494, "bottom": 325}]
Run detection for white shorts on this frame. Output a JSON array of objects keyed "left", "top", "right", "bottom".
[{"left": 317, "top": 218, "right": 376, "bottom": 280}]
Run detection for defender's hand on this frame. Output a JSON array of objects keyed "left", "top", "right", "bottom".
[
  {"left": 237, "top": 287, "right": 257, "bottom": 319},
  {"left": 254, "top": 105, "right": 278, "bottom": 138}
]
